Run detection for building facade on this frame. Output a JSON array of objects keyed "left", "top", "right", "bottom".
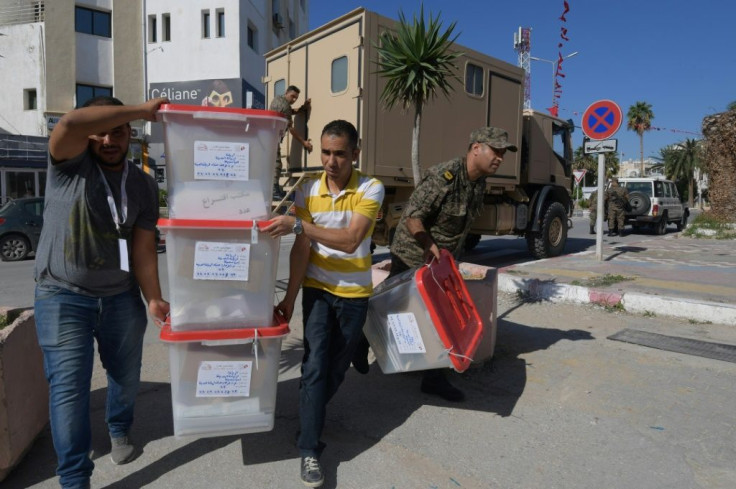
[
  {"left": 0, "top": 0, "right": 144, "bottom": 203},
  {"left": 0, "top": 0, "right": 308, "bottom": 202},
  {"left": 144, "top": 0, "right": 309, "bottom": 183}
]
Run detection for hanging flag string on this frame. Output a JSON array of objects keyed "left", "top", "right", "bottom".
[{"left": 550, "top": 0, "right": 571, "bottom": 117}]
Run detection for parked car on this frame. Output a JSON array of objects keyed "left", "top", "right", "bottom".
[
  {"left": 0, "top": 197, "right": 44, "bottom": 261},
  {"left": 618, "top": 177, "right": 689, "bottom": 235}
]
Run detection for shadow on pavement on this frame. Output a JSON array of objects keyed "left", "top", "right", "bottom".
[{"left": 4, "top": 299, "right": 593, "bottom": 489}]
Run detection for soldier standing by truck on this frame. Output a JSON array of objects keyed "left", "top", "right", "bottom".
[
  {"left": 269, "top": 85, "right": 313, "bottom": 200},
  {"left": 606, "top": 178, "right": 629, "bottom": 236}
]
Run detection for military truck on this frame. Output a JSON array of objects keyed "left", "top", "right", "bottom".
[{"left": 264, "top": 8, "right": 574, "bottom": 258}]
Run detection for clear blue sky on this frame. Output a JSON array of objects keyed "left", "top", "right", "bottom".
[{"left": 308, "top": 0, "right": 735, "bottom": 162}]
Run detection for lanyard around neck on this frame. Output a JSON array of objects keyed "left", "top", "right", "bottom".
[{"left": 97, "top": 161, "right": 129, "bottom": 235}]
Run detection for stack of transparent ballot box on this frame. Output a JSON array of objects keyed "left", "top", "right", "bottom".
[{"left": 157, "top": 104, "right": 290, "bottom": 438}]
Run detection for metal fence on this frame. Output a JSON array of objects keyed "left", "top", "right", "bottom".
[{"left": 0, "top": 1, "right": 45, "bottom": 27}]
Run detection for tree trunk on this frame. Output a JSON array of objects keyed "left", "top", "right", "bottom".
[
  {"left": 411, "top": 103, "right": 423, "bottom": 185},
  {"left": 639, "top": 132, "right": 645, "bottom": 176},
  {"left": 688, "top": 177, "right": 694, "bottom": 208}
]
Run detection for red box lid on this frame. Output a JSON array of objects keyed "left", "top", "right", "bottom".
[
  {"left": 157, "top": 218, "right": 274, "bottom": 230},
  {"left": 158, "top": 103, "right": 287, "bottom": 121},
  {"left": 159, "top": 313, "right": 289, "bottom": 342},
  {"left": 415, "top": 249, "right": 484, "bottom": 372}
]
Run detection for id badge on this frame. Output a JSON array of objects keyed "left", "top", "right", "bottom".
[{"left": 119, "top": 239, "right": 130, "bottom": 272}]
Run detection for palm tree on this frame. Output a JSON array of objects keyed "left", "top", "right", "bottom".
[
  {"left": 626, "top": 101, "right": 655, "bottom": 177},
  {"left": 374, "top": 6, "right": 462, "bottom": 184},
  {"left": 665, "top": 138, "right": 702, "bottom": 208}
]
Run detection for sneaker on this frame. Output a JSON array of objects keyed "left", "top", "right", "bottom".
[
  {"left": 420, "top": 371, "right": 465, "bottom": 402},
  {"left": 351, "top": 337, "right": 370, "bottom": 375},
  {"left": 300, "top": 456, "right": 324, "bottom": 487},
  {"left": 110, "top": 435, "right": 135, "bottom": 465}
]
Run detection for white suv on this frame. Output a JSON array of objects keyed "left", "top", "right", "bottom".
[{"left": 618, "top": 177, "right": 689, "bottom": 235}]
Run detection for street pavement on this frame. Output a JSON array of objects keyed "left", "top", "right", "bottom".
[
  {"left": 495, "top": 232, "right": 736, "bottom": 326},
  {"left": 3, "top": 222, "right": 736, "bottom": 488}
]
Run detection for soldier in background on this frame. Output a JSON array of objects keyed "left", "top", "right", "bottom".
[
  {"left": 606, "top": 177, "right": 629, "bottom": 236},
  {"left": 588, "top": 189, "right": 607, "bottom": 234},
  {"left": 269, "top": 85, "right": 313, "bottom": 200}
]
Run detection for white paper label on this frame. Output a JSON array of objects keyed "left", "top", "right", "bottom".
[
  {"left": 196, "top": 361, "right": 252, "bottom": 397},
  {"left": 388, "top": 313, "right": 426, "bottom": 354},
  {"left": 118, "top": 239, "right": 129, "bottom": 272},
  {"left": 193, "top": 241, "right": 250, "bottom": 281},
  {"left": 194, "top": 141, "right": 250, "bottom": 180}
]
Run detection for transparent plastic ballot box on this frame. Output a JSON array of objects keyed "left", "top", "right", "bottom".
[
  {"left": 160, "top": 317, "right": 289, "bottom": 438},
  {"left": 158, "top": 218, "right": 279, "bottom": 331},
  {"left": 364, "top": 249, "right": 483, "bottom": 374},
  {"left": 158, "top": 104, "right": 288, "bottom": 220}
]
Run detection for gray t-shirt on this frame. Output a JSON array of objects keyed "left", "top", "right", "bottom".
[{"left": 34, "top": 150, "right": 159, "bottom": 297}]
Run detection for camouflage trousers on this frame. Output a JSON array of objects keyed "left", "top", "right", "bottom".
[{"left": 608, "top": 207, "right": 626, "bottom": 232}]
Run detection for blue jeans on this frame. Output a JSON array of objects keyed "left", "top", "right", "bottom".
[
  {"left": 34, "top": 284, "right": 147, "bottom": 489},
  {"left": 298, "top": 287, "right": 368, "bottom": 457}
]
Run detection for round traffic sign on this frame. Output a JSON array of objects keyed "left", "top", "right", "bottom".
[{"left": 582, "top": 100, "right": 623, "bottom": 140}]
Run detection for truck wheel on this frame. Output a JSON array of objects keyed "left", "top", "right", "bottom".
[
  {"left": 655, "top": 213, "right": 668, "bottom": 235},
  {"left": 527, "top": 202, "right": 568, "bottom": 259},
  {"left": 628, "top": 191, "right": 650, "bottom": 216},
  {"left": 676, "top": 212, "right": 688, "bottom": 231},
  {"left": 464, "top": 233, "right": 481, "bottom": 252}
]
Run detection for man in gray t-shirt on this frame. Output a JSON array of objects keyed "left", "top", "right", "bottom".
[{"left": 33, "top": 95, "right": 169, "bottom": 489}]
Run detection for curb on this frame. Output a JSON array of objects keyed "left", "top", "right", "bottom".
[{"left": 498, "top": 272, "right": 736, "bottom": 326}]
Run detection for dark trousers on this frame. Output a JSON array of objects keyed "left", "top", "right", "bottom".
[{"left": 298, "top": 287, "right": 369, "bottom": 457}]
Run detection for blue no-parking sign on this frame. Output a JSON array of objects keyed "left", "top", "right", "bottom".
[{"left": 582, "top": 100, "right": 623, "bottom": 140}]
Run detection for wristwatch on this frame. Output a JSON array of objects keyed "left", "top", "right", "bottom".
[{"left": 292, "top": 217, "right": 303, "bottom": 235}]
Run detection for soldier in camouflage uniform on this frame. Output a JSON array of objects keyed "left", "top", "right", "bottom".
[
  {"left": 606, "top": 177, "right": 629, "bottom": 236},
  {"left": 588, "top": 189, "right": 608, "bottom": 234},
  {"left": 269, "top": 86, "right": 312, "bottom": 199},
  {"left": 353, "top": 127, "right": 518, "bottom": 402}
]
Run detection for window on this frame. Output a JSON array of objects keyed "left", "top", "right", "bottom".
[
  {"left": 274, "top": 79, "right": 286, "bottom": 97},
  {"left": 247, "top": 25, "right": 257, "bottom": 51},
  {"left": 75, "top": 7, "right": 111, "bottom": 38},
  {"left": 663, "top": 182, "right": 672, "bottom": 198},
  {"left": 24, "top": 89, "right": 37, "bottom": 110},
  {"left": 331, "top": 56, "right": 348, "bottom": 93},
  {"left": 76, "top": 84, "right": 112, "bottom": 108},
  {"left": 654, "top": 181, "right": 664, "bottom": 198},
  {"left": 465, "top": 63, "right": 483, "bottom": 96},
  {"left": 162, "top": 13, "right": 171, "bottom": 42},
  {"left": 148, "top": 15, "right": 157, "bottom": 43},
  {"left": 216, "top": 9, "right": 225, "bottom": 37},
  {"left": 202, "top": 10, "right": 210, "bottom": 38},
  {"left": 23, "top": 199, "right": 43, "bottom": 216}
]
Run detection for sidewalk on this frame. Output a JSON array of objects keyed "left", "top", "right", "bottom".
[{"left": 495, "top": 233, "right": 736, "bottom": 326}]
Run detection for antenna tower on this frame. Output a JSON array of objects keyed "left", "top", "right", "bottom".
[{"left": 513, "top": 27, "right": 532, "bottom": 110}]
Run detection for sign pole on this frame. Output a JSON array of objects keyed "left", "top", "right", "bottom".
[
  {"left": 595, "top": 152, "right": 605, "bottom": 261},
  {"left": 582, "top": 99, "right": 623, "bottom": 262}
]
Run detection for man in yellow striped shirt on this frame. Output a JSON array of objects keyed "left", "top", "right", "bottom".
[{"left": 265, "top": 120, "right": 384, "bottom": 488}]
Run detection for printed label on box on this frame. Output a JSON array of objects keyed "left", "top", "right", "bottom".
[
  {"left": 196, "top": 361, "right": 252, "bottom": 397},
  {"left": 194, "top": 141, "right": 250, "bottom": 180},
  {"left": 388, "top": 313, "right": 426, "bottom": 354},
  {"left": 193, "top": 242, "right": 250, "bottom": 281}
]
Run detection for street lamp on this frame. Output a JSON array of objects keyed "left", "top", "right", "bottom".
[{"left": 530, "top": 51, "right": 579, "bottom": 109}]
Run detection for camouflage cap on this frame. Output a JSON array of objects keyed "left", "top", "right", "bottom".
[{"left": 469, "top": 127, "right": 518, "bottom": 152}]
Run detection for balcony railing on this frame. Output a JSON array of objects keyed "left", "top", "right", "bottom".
[{"left": 0, "top": 1, "right": 45, "bottom": 27}]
